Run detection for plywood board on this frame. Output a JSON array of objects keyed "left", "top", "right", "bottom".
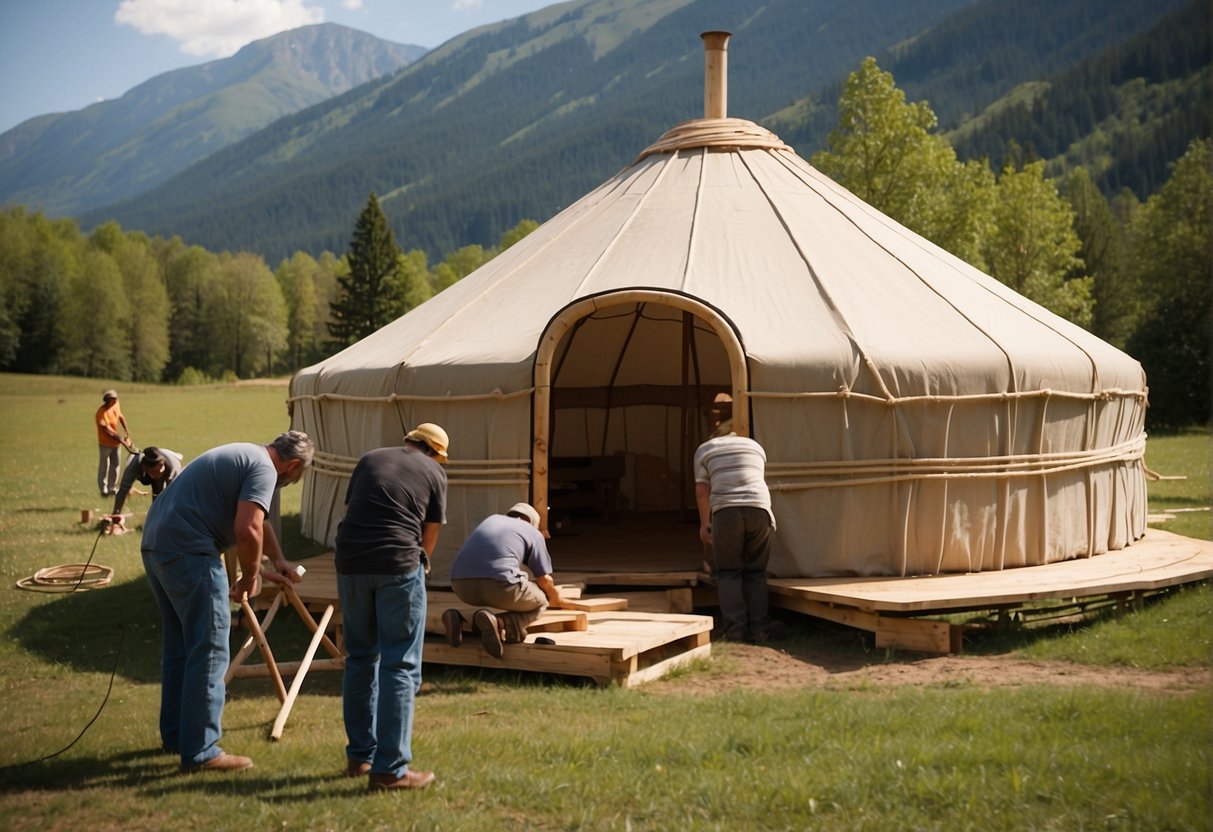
[{"left": 561, "top": 597, "right": 629, "bottom": 612}]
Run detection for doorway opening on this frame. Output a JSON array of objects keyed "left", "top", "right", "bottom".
[{"left": 532, "top": 290, "right": 747, "bottom": 575}]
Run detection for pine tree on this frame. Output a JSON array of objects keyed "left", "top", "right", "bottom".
[{"left": 328, "top": 193, "right": 405, "bottom": 347}]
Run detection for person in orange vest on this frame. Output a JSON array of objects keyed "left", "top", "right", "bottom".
[{"left": 95, "top": 389, "right": 134, "bottom": 498}]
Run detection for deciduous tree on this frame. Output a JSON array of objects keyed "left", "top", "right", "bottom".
[
  {"left": 984, "top": 160, "right": 1092, "bottom": 327},
  {"left": 811, "top": 57, "right": 993, "bottom": 266},
  {"left": 209, "top": 253, "right": 287, "bottom": 378},
  {"left": 58, "top": 248, "right": 130, "bottom": 379},
  {"left": 90, "top": 223, "right": 170, "bottom": 381},
  {"left": 1126, "top": 139, "right": 1212, "bottom": 428}
]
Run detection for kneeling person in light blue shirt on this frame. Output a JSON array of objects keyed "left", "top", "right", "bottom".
[{"left": 446, "top": 503, "right": 568, "bottom": 658}]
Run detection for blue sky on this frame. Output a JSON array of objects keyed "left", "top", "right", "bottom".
[{"left": 0, "top": 0, "right": 558, "bottom": 134}]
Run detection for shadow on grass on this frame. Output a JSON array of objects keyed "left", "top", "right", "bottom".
[
  {"left": 0, "top": 748, "right": 176, "bottom": 792},
  {"left": 11, "top": 576, "right": 163, "bottom": 683},
  {"left": 757, "top": 584, "right": 1199, "bottom": 669},
  {"left": 0, "top": 748, "right": 368, "bottom": 799}
]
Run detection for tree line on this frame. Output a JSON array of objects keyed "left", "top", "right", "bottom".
[
  {"left": 0, "top": 204, "right": 537, "bottom": 384},
  {"left": 1, "top": 57, "right": 1207, "bottom": 428}
]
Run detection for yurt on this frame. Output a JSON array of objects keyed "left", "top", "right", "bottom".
[{"left": 289, "top": 32, "right": 1148, "bottom": 583}]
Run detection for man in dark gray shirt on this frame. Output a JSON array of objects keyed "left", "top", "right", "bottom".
[{"left": 335, "top": 423, "right": 448, "bottom": 792}]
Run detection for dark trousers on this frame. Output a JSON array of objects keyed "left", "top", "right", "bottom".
[{"left": 709, "top": 506, "right": 773, "bottom": 640}]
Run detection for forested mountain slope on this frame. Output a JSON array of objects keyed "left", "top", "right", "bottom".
[
  {"left": 82, "top": 0, "right": 1195, "bottom": 263},
  {"left": 76, "top": 0, "right": 980, "bottom": 260},
  {"left": 0, "top": 24, "right": 425, "bottom": 216},
  {"left": 949, "top": 0, "right": 1210, "bottom": 199},
  {"left": 769, "top": 0, "right": 1192, "bottom": 149}
]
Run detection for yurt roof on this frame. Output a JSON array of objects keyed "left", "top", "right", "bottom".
[{"left": 298, "top": 107, "right": 1144, "bottom": 403}]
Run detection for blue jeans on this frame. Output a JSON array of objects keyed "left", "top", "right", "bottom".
[
  {"left": 338, "top": 568, "right": 426, "bottom": 778},
  {"left": 142, "top": 549, "right": 230, "bottom": 767}
]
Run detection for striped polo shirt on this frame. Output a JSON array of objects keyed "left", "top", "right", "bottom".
[{"left": 693, "top": 434, "right": 775, "bottom": 527}]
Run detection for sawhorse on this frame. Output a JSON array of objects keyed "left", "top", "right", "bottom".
[{"left": 225, "top": 573, "right": 344, "bottom": 739}]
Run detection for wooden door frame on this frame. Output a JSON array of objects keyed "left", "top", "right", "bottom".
[{"left": 531, "top": 289, "right": 748, "bottom": 530}]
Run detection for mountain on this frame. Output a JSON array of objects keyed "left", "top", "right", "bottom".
[
  {"left": 768, "top": 0, "right": 1194, "bottom": 149},
  {"left": 78, "top": 0, "right": 1199, "bottom": 263},
  {"left": 947, "top": 0, "right": 1211, "bottom": 198},
  {"left": 75, "top": 0, "right": 980, "bottom": 260},
  {"left": 0, "top": 24, "right": 426, "bottom": 217}
]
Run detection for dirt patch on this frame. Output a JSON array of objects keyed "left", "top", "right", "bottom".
[{"left": 647, "top": 641, "right": 1211, "bottom": 696}]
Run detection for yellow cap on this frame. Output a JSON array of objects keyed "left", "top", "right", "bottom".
[{"left": 405, "top": 423, "right": 449, "bottom": 463}]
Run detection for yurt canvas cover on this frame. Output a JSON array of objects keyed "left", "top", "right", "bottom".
[{"left": 290, "top": 33, "right": 1147, "bottom": 582}]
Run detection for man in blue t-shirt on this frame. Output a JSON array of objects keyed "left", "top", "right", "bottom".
[
  {"left": 141, "top": 430, "right": 313, "bottom": 773},
  {"left": 446, "top": 502, "right": 568, "bottom": 659}
]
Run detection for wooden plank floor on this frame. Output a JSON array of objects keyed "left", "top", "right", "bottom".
[
  {"left": 768, "top": 529, "right": 1213, "bottom": 613},
  {"left": 284, "top": 529, "right": 1210, "bottom": 661},
  {"left": 280, "top": 553, "right": 714, "bottom": 686},
  {"left": 767, "top": 529, "right": 1212, "bottom": 653}
]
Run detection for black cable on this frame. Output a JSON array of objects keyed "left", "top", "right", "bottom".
[
  {"left": 0, "top": 626, "right": 126, "bottom": 770},
  {"left": 1, "top": 528, "right": 124, "bottom": 771},
  {"left": 70, "top": 524, "right": 107, "bottom": 592}
]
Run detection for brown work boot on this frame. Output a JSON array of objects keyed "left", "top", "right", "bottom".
[
  {"left": 442, "top": 608, "right": 465, "bottom": 647},
  {"left": 473, "top": 609, "right": 504, "bottom": 658},
  {"left": 184, "top": 752, "right": 253, "bottom": 773},
  {"left": 346, "top": 758, "right": 372, "bottom": 777},
  {"left": 368, "top": 769, "right": 436, "bottom": 791}
]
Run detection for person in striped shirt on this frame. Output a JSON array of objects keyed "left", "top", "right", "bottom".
[{"left": 693, "top": 396, "right": 776, "bottom": 642}]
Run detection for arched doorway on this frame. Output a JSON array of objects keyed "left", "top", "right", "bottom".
[{"left": 532, "top": 289, "right": 747, "bottom": 573}]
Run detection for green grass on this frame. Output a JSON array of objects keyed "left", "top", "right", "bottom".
[
  {"left": 1143, "top": 426, "right": 1211, "bottom": 541},
  {"left": 0, "top": 373, "right": 1208, "bottom": 831}
]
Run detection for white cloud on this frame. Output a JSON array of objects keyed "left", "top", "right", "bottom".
[
  {"left": 452, "top": 0, "right": 484, "bottom": 12},
  {"left": 342, "top": 0, "right": 363, "bottom": 9},
  {"left": 114, "top": 0, "right": 326, "bottom": 58}
]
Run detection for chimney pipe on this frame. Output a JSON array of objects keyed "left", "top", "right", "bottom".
[{"left": 701, "top": 31, "right": 730, "bottom": 119}]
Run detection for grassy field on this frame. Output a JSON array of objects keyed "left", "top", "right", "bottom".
[{"left": 0, "top": 373, "right": 1208, "bottom": 831}]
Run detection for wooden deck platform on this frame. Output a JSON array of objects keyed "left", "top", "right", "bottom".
[
  {"left": 234, "top": 552, "right": 714, "bottom": 690},
  {"left": 768, "top": 529, "right": 1213, "bottom": 653},
  {"left": 423, "top": 603, "right": 713, "bottom": 688}
]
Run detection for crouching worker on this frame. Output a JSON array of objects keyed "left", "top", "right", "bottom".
[
  {"left": 445, "top": 503, "right": 567, "bottom": 658},
  {"left": 109, "top": 446, "right": 185, "bottom": 524}
]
